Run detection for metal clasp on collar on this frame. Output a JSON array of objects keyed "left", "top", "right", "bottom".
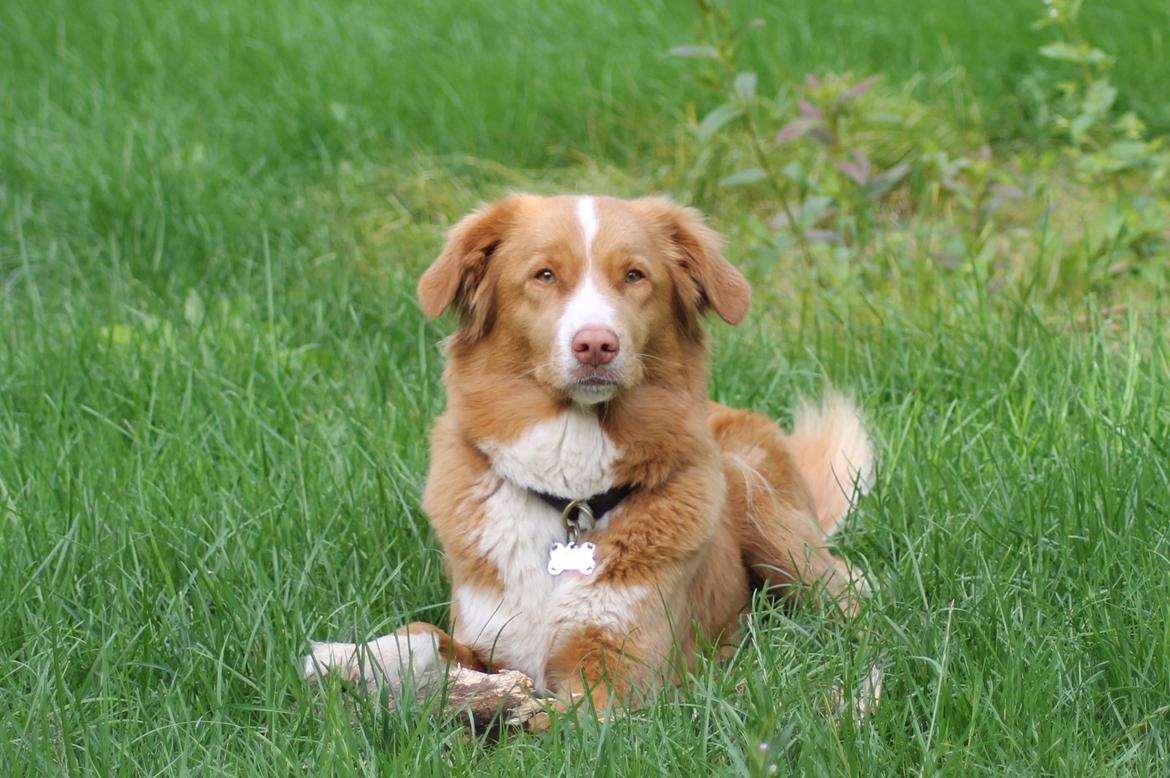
[{"left": 560, "top": 500, "right": 595, "bottom": 544}]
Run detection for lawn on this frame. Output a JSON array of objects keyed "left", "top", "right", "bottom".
[{"left": 2, "top": 0, "right": 1169, "bottom": 774}]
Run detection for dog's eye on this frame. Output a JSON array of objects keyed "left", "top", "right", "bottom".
[
  {"left": 534, "top": 269, "right": 555, "bottom": 284},
  {"left": 625, "top": 269, "right": 646, "bottom": 283}
]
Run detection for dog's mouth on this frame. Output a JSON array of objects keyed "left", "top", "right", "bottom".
[{"left": 566, "top": 368, "right": 621, "bottom": 400}]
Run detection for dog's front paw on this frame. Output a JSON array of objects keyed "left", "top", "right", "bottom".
[
  {"left": 302, "top": 640, "right": 364, "bottom": 686},
  {"left": 302, "top": 629, "right": 446, "bottom": 690}
]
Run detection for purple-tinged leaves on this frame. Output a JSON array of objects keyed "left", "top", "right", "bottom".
[
  {"left": 989, "top": 183, "right": 1024, "bottom": 200},
  {"left": 804, "top": 229, "right": 841, "bottom": 244},
  {"left": 771, "top": 195, "right": 834, "bottom": 230},
  {"left": 836, "top": 150, "right": 872, "bottom": 185},
  {"left": 836, "top": 75, "right": 881, "bottom": 106},
  {"left": 797, "top": 99, "right": 822, "bottom": 119},
  {"left": 836, "top": 152, "right": 911, "bottom": 200},
  {"left": 774, "top": 117, "right": 822, "bottom": 144},
  {"left": 864, "top": 162, "right": 910, "bottom": 199}
]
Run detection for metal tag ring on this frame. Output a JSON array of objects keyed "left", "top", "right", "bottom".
[{"left": 561, "top": 500, "right": 595, "bottom": 539}]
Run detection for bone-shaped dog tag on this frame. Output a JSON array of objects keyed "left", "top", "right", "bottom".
[{"left": 547, "top": 541, "right": 596, "bottom": 576}]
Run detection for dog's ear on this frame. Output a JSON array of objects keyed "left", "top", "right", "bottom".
[
  {"left": 418, "top": 195, "right": 526, "bottom": 342},
  {"left": 633, "top": 197, "right": 751, "bottom": 329}
]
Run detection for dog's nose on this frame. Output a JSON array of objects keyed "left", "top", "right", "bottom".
[{"left": 571, "top": 327, "right": 619, "bottom": 366}]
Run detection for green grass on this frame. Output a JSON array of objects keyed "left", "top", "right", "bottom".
[{"left": 2, "top": 0, "right": 1169, "bottom": 774}]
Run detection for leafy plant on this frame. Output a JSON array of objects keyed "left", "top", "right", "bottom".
[
  {"left": 669, "top": 5, "right": 812, "bottom": 263},
  {"left": 669, "top": 7, "right": 986, "bottom": 264},
  {"left": 666, "top": 0, "right": 1168, "bottom": 309},
  {"left": 1032, "top": 0, "right": 1169, "bottom": 178}
]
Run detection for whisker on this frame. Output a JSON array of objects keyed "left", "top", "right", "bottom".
[{"left": 635, "top": 352, "right": 689, "bottom": 372}]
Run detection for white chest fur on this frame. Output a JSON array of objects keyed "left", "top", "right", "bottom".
[
  {"left": 477, "top": 406, "right": 620, "bottom": 498},
  {"left": 455, "top": 412, "right": 644, "bottom": 689}
]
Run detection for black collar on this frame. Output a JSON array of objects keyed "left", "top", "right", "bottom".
[{"left": 533, "top": 484, "right": 636, "bottom": 528}]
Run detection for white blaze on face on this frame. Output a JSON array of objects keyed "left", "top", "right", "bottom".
[
  {"left": 556, "top": 197, "right": 619, "bottom": 402},
  {"left": 577, "top": 195, "right": 600, "bottom": 259}
]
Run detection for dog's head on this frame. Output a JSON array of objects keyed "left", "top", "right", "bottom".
[{"left": 418, "top": 194, "right": 751, "bottom": 405}]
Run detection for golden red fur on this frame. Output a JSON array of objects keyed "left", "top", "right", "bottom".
[{"left": 304, "top": 194, "right": 874, "bottom": 715}]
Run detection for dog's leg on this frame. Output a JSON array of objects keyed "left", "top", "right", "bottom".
[
  {"left": 712, "top": 405, "right": 871, "bottom": 616},
  {"left": 737, "top": 501, "right": 870, "bottom": 616},
  {"left": 303, "top": 622, "right": 485, "bottom": 689},
  {"left": 543, "top": 626, "right": 634, "bottom": 717},
  {"left": 734, "top": 471, "right": 883, "bottom": 721}
]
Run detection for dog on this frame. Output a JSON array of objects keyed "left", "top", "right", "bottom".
[{"left": 304, "top": 194, "right": 874, "bottom": 715}]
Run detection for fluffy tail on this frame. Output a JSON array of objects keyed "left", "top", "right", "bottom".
[{"left": 785, "top": 393, "right": 875, "bottom": 536}]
